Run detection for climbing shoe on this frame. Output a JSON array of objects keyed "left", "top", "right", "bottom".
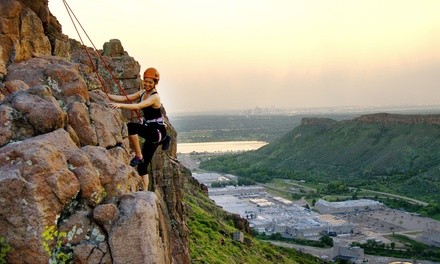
[
  {"left": 161, "top": 135, "right": 171, "bottom": 151},
  {"left": 130, "top": 156, "right": 144, "bottom": 167}
]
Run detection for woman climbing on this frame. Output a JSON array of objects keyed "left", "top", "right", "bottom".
[{"left": 108, "top": 67, "right": 170, "bottom": 189}]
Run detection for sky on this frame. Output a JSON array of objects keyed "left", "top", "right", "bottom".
[{"left": 49, "top": 0, "right": 440, "bottom": 114}]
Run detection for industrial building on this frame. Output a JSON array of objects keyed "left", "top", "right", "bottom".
[
  {"left": 209, "top": 187, "right": 353, "bottom": 239},
  {"left": 208, "top": 185, "right": 266, "bottom": 197},
  {"left": 192, "top": 172, "right": 237, "bottom": 187},
  {"left": 333, "top": 241, "right": 365, "bottom": 263},
  {"left": 314, "top": 199, "right": 384, "bottom": 214}
]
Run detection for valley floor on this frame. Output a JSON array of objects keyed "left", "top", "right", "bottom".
[{"left": 178, "top": 153, "right": 440, "bottom": 263}]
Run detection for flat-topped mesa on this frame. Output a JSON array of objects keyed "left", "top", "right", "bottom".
[{"left": 354, "top": 113, "right": 440, "bottom": 125}]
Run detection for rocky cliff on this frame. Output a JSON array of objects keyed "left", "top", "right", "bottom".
[{"left": 0, "top": 1, "right": 189, "bottom": 263}]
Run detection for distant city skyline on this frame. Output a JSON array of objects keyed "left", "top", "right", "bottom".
[
  {"left": 172, "top": 104, "right": 440, "bottom": 116},
  {"left": 49, "top": 1, "right": 440, "bottom": 114}
]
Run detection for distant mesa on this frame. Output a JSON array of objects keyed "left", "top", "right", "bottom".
[
  {"left": 354, "top": 113, "right": 440, "bottom": 125},
  {"left": 301, "top": 113, "right": 440, "bottom": 126}
]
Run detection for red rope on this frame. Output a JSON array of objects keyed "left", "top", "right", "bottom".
[{"left": 61, "top": 0, "right": 141, "bottom": 121}]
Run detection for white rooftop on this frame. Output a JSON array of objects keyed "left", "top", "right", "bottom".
[{"left": 316, "top": 199, "right": 382, "bottom": 208}]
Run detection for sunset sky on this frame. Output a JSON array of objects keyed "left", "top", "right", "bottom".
[{"left": 49, "top": 1, "right": 440, "bottom": 114}]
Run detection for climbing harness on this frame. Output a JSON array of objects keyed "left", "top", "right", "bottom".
[
  {"left": 142, "top": 117, "right": 164, "bottom": 125},
  {"left": 61, "top": 0, "right": 141, "bottom": 121}
]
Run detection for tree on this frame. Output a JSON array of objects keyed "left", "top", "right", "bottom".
[
  {"left": 325, "top": 181, "right": 348, "bottom": 194},
  {"left": 319, "top": 235, "right": 333, "bottom": 247},
  {"left": 390, "top": 242, "right": 395, "bottom": 250},
  {"left": 352, "top": 192, "right": 358, "bottom": 200},
  {"left": 237, "top": 177, "right": 255, "bottom": 186}
]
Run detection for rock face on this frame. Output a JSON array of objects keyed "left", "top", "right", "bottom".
[
  {"left": 0, "top": 1, "right": 190, "bottom": 263},
  {"left": 0, "top": 0, "right": 52, "bottom": 79}
]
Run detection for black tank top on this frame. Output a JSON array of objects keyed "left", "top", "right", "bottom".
[{"left": 140, "top": 91, "right": 162, "bottom": 120}]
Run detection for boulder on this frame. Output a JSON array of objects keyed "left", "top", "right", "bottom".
[
  {"left": 73, "top": 242, "right": 112, "bottom": 264},
  {"left": 67, "top": 151, "right": 105, "bottom": 206},
  {"left": 11, "top": 85, "right": 67, "bottom": 134},
  {"left": 0, "top": 129, "right": 80, "bottom": 263},
  {"left": 0, "top": 105, "right": 17, "bottom": 146},
  {"left": 93, "top": 203, "right": 119, "bottom": 232},
  {"left": 89, "top": 102, "right": 125, "bottom": 148},
  {"left": 109, "top": 192, "right": 169, "bottom": 264},
  {"left": 6, "top": 56, "right": 89, "bottom": 102},
  {"left": 0, "top": 0, "right": 51, "bottom": 72},
  {"left": 81, "top": 145, "right": 140, "bottom": 198},
  {"left": 67, "top": 101, "right": 98, "bottom": 146},
  {"left": 3, "top": 79, "right": 30, "bottom": 94},
  {"left": 102, "top": 39, "right": 126, "bottom": 57},
  {"left": 0, "top": 0, "right": 22, "bottom": 74},
  {"left": 0, "top": 85, "right": 67, "bottom": 146},
  {"left": 16, "top": 8, "right": 51, "bottom": 61}
]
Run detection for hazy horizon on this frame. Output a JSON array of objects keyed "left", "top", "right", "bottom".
[
  {"left": 168, "top": 104, "right": 440, "bottom": 117},
  {"left": 49, "top": 1, "right": 440, "bottom": 114}
]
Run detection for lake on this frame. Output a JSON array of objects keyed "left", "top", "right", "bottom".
[{"left": 177, "top": 141, "right": 268, "bottom": 153}]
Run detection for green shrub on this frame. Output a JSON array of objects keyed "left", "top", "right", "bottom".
[{"left": 0, "top": 237, "right": 12, "bottom": 264}]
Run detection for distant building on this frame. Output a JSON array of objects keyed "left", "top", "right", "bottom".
[
  {"left": 250, "top": 219, "right": 271, "bottom": 234},
  {"left": 285, "top": 225, "right": 326, "bottom": 238},
  {"left": 209, "top": 187, "right": 357, "bottom": 240},
  {"left": 333, "top": 240, "right": 365, "bottom": 263},
  {"left": 192, "top": 172, "right": 237, "bottom": 187},
  {"left": 273, "top": 196, "right": 293, "bottom": 205},
  {"left": 208, "top": 185, "right": 266, "bottom": 197},
  {"left": 250, "top": 198, "right": 274, "bottom": 207},
  {"left": 319, "top": 214, "right": 354, "bottom": 236},
  {"left": 314, "top": 199, "right": 384, "bottom": 214},
  {"left": 276, "top": 215, "right": 353, "bottom": 239}
]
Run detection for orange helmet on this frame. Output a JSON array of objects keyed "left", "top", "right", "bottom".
[{"left": 143, "top": 68, "right": 160, "bottom": 83}]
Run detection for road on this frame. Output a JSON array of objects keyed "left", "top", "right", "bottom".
[{"left": 359, "top": 188, "right": 428, "bottom": 206}]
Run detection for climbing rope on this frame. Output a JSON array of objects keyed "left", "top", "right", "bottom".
[{"left": 61, "top": 0, "right": 141, "bottom": 121}]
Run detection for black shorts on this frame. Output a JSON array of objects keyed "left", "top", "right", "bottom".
[
  {"left": 127, "top": 122, "right": 166, "bottom": 143},
  {"left": 127, "top": 122, "right": 167, "bottom": 175}
]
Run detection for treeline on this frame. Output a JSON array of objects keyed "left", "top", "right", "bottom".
[
  {"left": 200, "top": 152, "right": 326, "bottom": 183},
  {"left": 351, "top": 235, "right": 440, "bottom": 262},
  {"left": 210, "top": 177, "right": 256, "bottom": 188}
]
